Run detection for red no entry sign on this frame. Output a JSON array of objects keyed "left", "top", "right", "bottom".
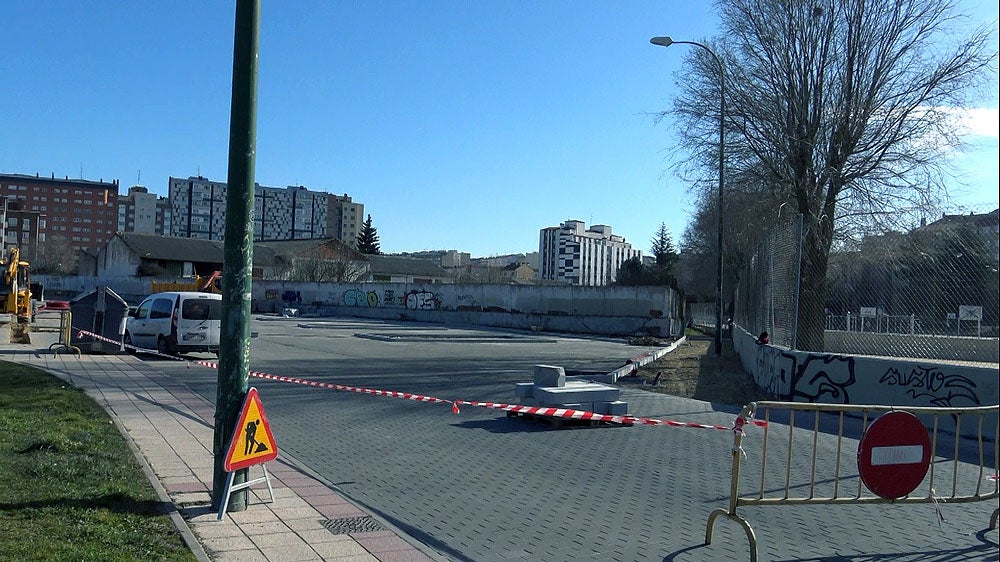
[{"left": 857, "top": 411, "right": 931, "bottom": 499}]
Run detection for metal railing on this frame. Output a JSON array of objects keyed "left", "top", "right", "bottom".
[{"left": 707, "top": 402, "right": 1000, "bottom": 561}]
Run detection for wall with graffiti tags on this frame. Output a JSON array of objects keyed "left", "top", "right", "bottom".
[
  {"left": 250, "top": 281, "right": 684, "bottom": 338},
  {"left": 733, "top": 327, "right": 998, "bottom": 437}
]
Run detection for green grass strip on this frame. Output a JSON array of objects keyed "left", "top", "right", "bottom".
[{"left": 0, "top": 361, "right": 196, "bottom": 561}]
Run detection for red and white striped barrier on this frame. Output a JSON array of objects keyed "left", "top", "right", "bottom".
[{"left": 73, "top": 328, "right": 766, "bottom": 432}]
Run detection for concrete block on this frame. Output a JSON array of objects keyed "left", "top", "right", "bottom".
[
  {"left": 595, "top": 400, "right": 628, "bottom": 415},
  {"left": 559, "top": 403, "right": 594, "bottom": 413},
  {"left": 514, "top": 382, "right": 534, "bottom": 398},
  {"left": 533, "top": 365, "right": 565, "bottom": 388},
  {"left": 534, "top": 381, "right": 620, "bottom": 405}
]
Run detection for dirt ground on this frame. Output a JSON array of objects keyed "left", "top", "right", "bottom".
[{"left": 616, "top": 336, "right": 768, "bottom": 407}]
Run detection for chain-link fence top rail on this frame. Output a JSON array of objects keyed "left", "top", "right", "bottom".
[{"left": 734, "top": 213, "right": 999, "bottom": 362}]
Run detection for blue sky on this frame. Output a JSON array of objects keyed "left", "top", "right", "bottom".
[{"left": 2, "top": 1, "right": 997, "bottom": 257}]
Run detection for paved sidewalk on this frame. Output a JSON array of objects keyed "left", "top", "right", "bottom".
[{"left": 1, "top": 332, "right": 436, "bottom": 562}]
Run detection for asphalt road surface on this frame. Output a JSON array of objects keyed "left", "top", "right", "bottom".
[{"left": 152, "top": 316, "right": 998, "bottom": 562}]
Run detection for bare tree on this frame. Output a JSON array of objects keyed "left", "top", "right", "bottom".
[
  {"left": 665, "top": 0, "right": 995, "bottom": 350},
  {"left": 289, "top": 257, "right": 368, "bottom": 283},
  {"left": 30, "top": 235, "right": 78, "bottom": 275}
]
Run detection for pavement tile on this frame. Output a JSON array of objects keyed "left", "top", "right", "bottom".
[
  {"left": 189, "top": 522, "right": 247, "bottom": 539},
  {"left": 270, "top": 505, "right": 323, "bottom": 521},
  {"left": 227, "top": 507, "right": 284, "bottom": 524},
  {"left": 211, "top": 549, "right": 269, "bottom": 562},
  {"left": 371, "top": 550, "right": 434, "bottom": 562},
  {"left": 250, "top": 530, "right": 311, "bottom": 549},
  {"left": 200, "top": 534, "right": 257, "bottom": 553},
  {"left": 352, "top": 535, "right": 414, "bottom": 554},
  {"left": 285, "top": 517, "right": 330, "bottom": 532},
  {"left": 310, "top": 538, "right": 374, "bottom": 558},
  {"left": 317, "top": 503, "right": 369, "bottom": 519},
  {"left": 239, "top": 521, "right": 294, "bottom": 536},
  {"left": 260, "top": 544, "right": 322, "bottom": 561},
  {"left": 297, "top": 528, "right": 351, "bottom": 544}
]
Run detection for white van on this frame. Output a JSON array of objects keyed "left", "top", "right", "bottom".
[{"left": 125, "top": 291, "right": 222, "bottom": 355}]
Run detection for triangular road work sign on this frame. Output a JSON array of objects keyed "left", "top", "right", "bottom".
[{"left": 224, "top": 388, "right": 278, "bottom": 472}]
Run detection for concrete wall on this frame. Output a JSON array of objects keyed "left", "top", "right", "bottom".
[
  {"left": 733, "top": 326, "right": 999, "bottom": 437},
  {"left": 254, "top": 281, "right": 683, "bottom": 338},
  {"left": 34, "top": 276, "right": 684, "bottom": 338}
]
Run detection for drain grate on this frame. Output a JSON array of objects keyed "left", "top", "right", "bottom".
[{"left": 321, "top": 516, "right": 384, "bottom": 535}]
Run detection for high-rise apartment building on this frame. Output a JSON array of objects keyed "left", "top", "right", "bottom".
[
  {"left": 118, "top": 185, "right": 171, "bottom": 235},
  {"left": 538, "top": 219, "right": 640, "bottom": 286},
  {"left": 0, "top": 173, "right": 119, "bottom": 254},
  {"left": 168, "top": 176, "right": 361, "bottom": 244},
  {"left": 326, "top": 193, "right": 364, "bottom": 249}
]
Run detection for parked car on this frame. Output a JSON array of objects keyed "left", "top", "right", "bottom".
[{"left": 124, "top": 291, "right": 222, "bottom": 355}]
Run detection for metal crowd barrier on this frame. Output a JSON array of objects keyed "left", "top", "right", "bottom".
[{"left": 708, "top": 401, "right": 1000, "bottom": 561}]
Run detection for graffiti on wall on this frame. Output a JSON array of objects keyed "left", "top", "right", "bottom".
[
  {"left": 457, "top": 294, "right": 481, "bottom": 311},
  {"left": 343, "top": 289, "right": 379, "bottom": 307},
  {"left": 404, "top": 290, "right": 441, "bottom": 310},
  {"left": 383, "top": 289, "right": 397, "bottom": 306},
  {"left": 791, "top": 355, "right": 856, "bottom": 403},
  {"left": 754, "top": 346, "right": 856, "bottom": 403},
  {"left": 753, "top": 337, "right": 986, "bottom": 406},
  {"left": 879, "top": 366, "right": 980, "bottom": 407},
  {"left": 755, "top": 345, "right": 797, "bottom": 398}
]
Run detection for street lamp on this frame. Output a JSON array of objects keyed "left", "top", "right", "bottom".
[{"left": 650, "top": 35, "right": 725, "bottom": 357}]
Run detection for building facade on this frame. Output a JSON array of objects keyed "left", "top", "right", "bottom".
[
  {"left": 326, "top": 193, "right": 364, "bottom": 249},
  {"left": 0, "top": 173, "right": 119, "bottom": 254},
  {"left": 117, "top": 185, "right": 171, "bottom": 235},
  {"left": 168, "top": 176, "right": 362, "bottom": 245},
  {"left": 538, "top": 220, "right": 640, "bottom": 286}
]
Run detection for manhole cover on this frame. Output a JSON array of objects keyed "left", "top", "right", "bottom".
[{"left": 321, "top": 516, "right": 384, "bottom": 535}]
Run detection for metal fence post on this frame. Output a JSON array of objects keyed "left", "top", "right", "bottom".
[{"left": 790, "top": 213, "right": 803, "bottom": 350}]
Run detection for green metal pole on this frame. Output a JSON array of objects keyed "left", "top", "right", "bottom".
[{"left": 212, "top": 0, "right": 260, "bottom": 512}]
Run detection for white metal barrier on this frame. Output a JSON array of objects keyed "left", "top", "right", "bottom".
[{"left": 707, "top": 401, "right": 1000, "bottom": 561}]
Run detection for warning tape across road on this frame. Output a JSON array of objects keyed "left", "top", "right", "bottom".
[{"left": 73, "top": 328, "right": 766, "bottom": 432}]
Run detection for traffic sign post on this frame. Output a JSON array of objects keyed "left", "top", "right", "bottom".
[
  {"left": 218, "top": 388, "right": 278, "bottom": 520},
  {"left": 857, "top": 411, "right": 931, "bottom": 499}
]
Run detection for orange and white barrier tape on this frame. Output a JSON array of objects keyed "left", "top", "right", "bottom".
[{"left": 74, "top": 328, "right": 765, "bottom": 432}]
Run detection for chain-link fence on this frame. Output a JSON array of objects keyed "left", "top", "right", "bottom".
[
  {"left": 732, "top": 215, "right": 802, "bottom": 349},
  {"left": 733, "top": 211, "right": 1000, "bottom": 363}
]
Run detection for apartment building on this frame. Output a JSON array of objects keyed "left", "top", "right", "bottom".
[
  {"left": 326, "top": 193, "right": 364, "bottom": 249},
  {"left": 168, "top": 176, "right": 362, "bottom": 245},
  {"left": 538, "top": 219, "right": 640, "bottom": 286},
  {"left": 117, "top": 185, "right": 171, "bottom": 235},
  {"left": 0, "top": 173, "right": 119, "bottom": 254}
]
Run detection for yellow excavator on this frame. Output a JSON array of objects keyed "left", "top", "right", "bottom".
[
  {"left": 150, "top": 270, "right": 222, "bottom": 294},
  {"left": 1, "top": 246, "right": 32, "bottom": 321}
]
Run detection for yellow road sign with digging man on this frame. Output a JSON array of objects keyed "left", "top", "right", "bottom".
[{"left": 224, "top": 388, "right": 278, "bottom": 471}]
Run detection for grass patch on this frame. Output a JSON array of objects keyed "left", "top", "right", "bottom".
[
  {"left": 620, "top": 339, "right": 768, "bottom": 406},
  {"left": 0, "top": 361, "right": 196, "bottom": 561}
]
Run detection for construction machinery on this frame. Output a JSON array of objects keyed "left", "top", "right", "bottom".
[
  {"left": 150, "top": 271, "right": 222, "bottom": 294},
  {"left": 1, "top": 246, "right": 32, "bottom": 320}
]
